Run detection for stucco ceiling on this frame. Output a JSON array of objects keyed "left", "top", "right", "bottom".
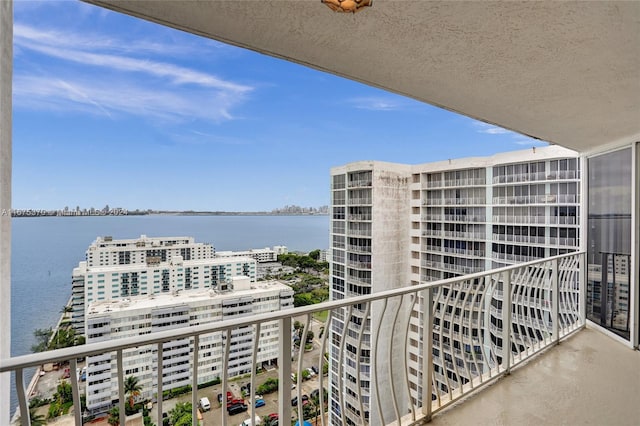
[{"left": 85, "top": 0, "right": 640, "bottom": 153}]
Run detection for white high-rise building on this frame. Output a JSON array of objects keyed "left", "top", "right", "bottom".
[
  {"left": 329, "top": 145, "right": 580, "bottom": 425},
  {"left": 85, "top": 277, "right": 294, "bottom": 411},
  {"left": 71, "top": 236, "right": 255, "bottom": 334}
]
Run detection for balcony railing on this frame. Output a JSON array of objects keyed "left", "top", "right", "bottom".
[{"left": 1, "top": 252, "right": 585, "bottom": 426}]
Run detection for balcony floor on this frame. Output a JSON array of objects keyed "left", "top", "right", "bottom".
[{"left": 431, "top": 326, "right": 640, "bottom": 426}]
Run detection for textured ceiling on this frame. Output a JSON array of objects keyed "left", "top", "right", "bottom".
[{"left": 85, "top": 0, "right": 640, "bottom": 153}]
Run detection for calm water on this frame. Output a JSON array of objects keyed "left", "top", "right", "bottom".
[{"left": 9, "top": 214, "right": 328, "bottom": 412}]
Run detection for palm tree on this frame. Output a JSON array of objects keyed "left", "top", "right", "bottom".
[
  {"left": 17, "top": 409, "right": 46, "bottom": 426},
  {"left": 124, "top": 375, "right": 142, "bottom": 410},
  {"left": 30, "top": 409, "right": 46, "bottom": 426},
  {"left": 107, "top": 407, "right": 120, "bottom": 426}
]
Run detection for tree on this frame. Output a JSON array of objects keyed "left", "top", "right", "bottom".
[
  {"left": 294, "top": 293, "right": 314, "bottom": 307},
  {"left": 262, "top": 415, "right": 278, "bottom": 426},
  {"left": 31, "top": 328, "right": 53, "bottom": 353},
  {"left": 50, "top": 326, "right": 79, "bottom": 350},
  {"left": 56, "top": 381, "right": 73, "bottom": 405},
  {"left": 124, "top": 375, "right": 142, "bottom": 409},
  {"left": 16, "top": 409, "right": 46, "bottom": 426},
  {"left": 308, "top": 249, "right": 320, "bottom": 260},
  {"left": 301, "top": 370, "right": 311, "bottom": 381},
  {"left": 107, "top": 407, "right": 120, "bottom": 426},
  {"left": 169, "top": 402, "right": 192, "bottom": 426}
]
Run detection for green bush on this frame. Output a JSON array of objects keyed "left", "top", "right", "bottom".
[
  {"left": 162, "top": 384, "right": 192, "bottom": 399},
  {"left": 29, "top": 396, "right": 50, "bottom": 409},
  {"left": 197, "top": 377, "right": 221, "bottom": 389},
  {"left": 61, "top": 401, "right": 73, "bottom": 415},
  {"left": 256, "top": 377, "right": 278, "bottom": 395}
]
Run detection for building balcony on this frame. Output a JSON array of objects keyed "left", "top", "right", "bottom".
[
  {"left": 2, "top": 251, "right": 638, "bottom": 426},
  {"left": 428, "top": 326, "right": 638, "bottom": 426},
  {"left": 492, "top": 215, "right": 548, "bottom": 225}
]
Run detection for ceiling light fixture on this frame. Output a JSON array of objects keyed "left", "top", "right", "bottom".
[{"left": 322, "top": 0, "right": 372, "bottom": 13}]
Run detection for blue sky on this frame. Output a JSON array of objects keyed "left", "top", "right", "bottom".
[{"left": 12, "top": 0, "right": 546, "bottom": 212}]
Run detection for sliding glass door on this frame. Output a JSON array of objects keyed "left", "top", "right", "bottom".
[{"left": 586, "top": 148, "right": 632, "bottom": 340}]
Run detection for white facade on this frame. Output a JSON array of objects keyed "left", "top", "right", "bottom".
[
  {"left": 85, "top": 235, "right": 214, "bottom": 267},
  {"left": 318, "top": 249, "right": 329, "bottom": 262},
  {"left": 85, "top": 279, "right": 294, "bottom": 411},
  {"left": 329, "top": 145, "right": 581, "bottom": 425},
  {"left": 216, "top": 246, "right": 288, "bottom": 263},
  {"left": 329, "top": 162, "right": 412, "bottom": 426},
  {"left": 71, "top": 236, "right": 256, "bottom": 334}
]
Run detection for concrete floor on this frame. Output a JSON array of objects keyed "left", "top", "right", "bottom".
[{"left": 430, "top": 326, "right": 640, "bottom": 426}]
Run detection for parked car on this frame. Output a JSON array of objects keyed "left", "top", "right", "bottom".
[
  {"left": 255, "top": 398, "right": 265, "bottom": 408},
  {"left": 219, "top": 391, "right": 234, "bottom": 404},
  {"left": 199, "top": 397, "right": 211, "bottom": 411},
  {"left": 310, "top": 365, "right": 319, "bottom": 374},
  {"left": 227, "top": 403, "right": 248, "bottom": 416},
  {"left": 227, "top": 398, "right": 245, "bottom": 408},
  {"left": 239, "top": 415, "right": 261, "bottom": 426},
  {"left": 291, "top": 395, "right": 309, "bottom": 406}
]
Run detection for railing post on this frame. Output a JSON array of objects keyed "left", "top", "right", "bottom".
[
  {"left": 278, "top": 317, "right": 292, "bottom": 423},
  {"left": 552, "top": 259, "right": 559, "bottom": 344},
  {"left": 156, "top": 343, "right": 163, "bottom": 426},
  {"left": 16, "top": 369, "right": 28, "bottom": 426},
  {"left": 502, "top": 270, "right": 512, "bottom": 374},
  {"left": 117, "top": 350, "right": 125, "bottom": 426},
  {"left": 191, "top": 335, "right": 199, "bottom": 426},
  {"left": 579, "top": 252, "right": 586, "bottom": 326},
  {"left": 0, "top": 1, "right": 12, "bottom": 422},
  {"left": 69, "top": 358, "right": 82, "bottom": 426},
  {"left": 421, "top": 288, "right": 433, "bottom": 421}
]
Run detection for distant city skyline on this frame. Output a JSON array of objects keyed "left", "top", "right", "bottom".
[
  {"left": 12, "top": 1, "right": 546, "bottom": 212},
  {"left": 8, "top": 203, "right": 329, "bottom": 216}
]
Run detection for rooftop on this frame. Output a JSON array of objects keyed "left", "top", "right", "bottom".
[{"left": 87, "top": 280, "right": 292, "bottom": 314}]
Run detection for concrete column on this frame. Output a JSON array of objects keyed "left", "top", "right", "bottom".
[{"left": 0, "top": 0, "right": 12, "bottom": 423}]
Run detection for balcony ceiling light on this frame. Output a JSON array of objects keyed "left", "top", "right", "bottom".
[{"left": 322, "top": 0, "right": 372, "bottom": 13}]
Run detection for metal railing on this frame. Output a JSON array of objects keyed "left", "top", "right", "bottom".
[{"left": 1, "top": 252, "right": 585, "bottom": 426}]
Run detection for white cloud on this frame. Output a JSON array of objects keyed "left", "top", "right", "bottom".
[
  {"left": 471, "top": 119, "right": 549, "bottom": 146},
  {"left": 480, "top": 126, "right": 511, "bottom": 135},
  {"left": 347, "top": 96, "right": 405, "bottom": 111},
  {"left": 14, "top": 23, "right": 225, "bottom": 58},
  {"left": 14, "top": 75, "right": 243, "bottom": 122},
  {"left": 13, "top": 23, "right": 252, "bottom": 121},
  {"left": 473, "top": 121, "right": 512, "bottom": 135}
]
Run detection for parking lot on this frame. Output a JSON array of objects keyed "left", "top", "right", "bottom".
[{"left": 150, "top": 317, "right": 327, "bottom": 425}]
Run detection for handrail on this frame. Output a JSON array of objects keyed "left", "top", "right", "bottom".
[
  {"left": 2, "top": 251, "right": 586, "bottom": 426},
  {"left": 0, "top": 256, "right": 580, "bottom": 348}
]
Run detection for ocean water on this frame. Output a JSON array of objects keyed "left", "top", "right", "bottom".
[{"left": 9, "top": 214, "right": 329, "bottom": 413}]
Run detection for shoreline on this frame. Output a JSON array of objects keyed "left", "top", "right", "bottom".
[
  {"left": 10, "top": 212, "right": 329, "bottom": 218},
  {"left": 11, "top": 295, "right": 73, "bottom": 423}
]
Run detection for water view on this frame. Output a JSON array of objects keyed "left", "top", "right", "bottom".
[{"left": 10, "top": 214, "right": 328, "bottom": 412}]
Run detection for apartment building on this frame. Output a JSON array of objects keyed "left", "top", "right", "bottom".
[
  {"left": 329, "top": 145, "right": 581, "bottom": 426},
  {"left": 216, "top": 245, "right": 289, "bottom": 263},
  {"left": 329, "top": 162, "right": 412, "bottom": 425},
  {"left": 71, "top": 236, "right": 256, "bottom": 334},
  {"left": 85, "top": 277, "right": 294, "bottom": 411}
]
